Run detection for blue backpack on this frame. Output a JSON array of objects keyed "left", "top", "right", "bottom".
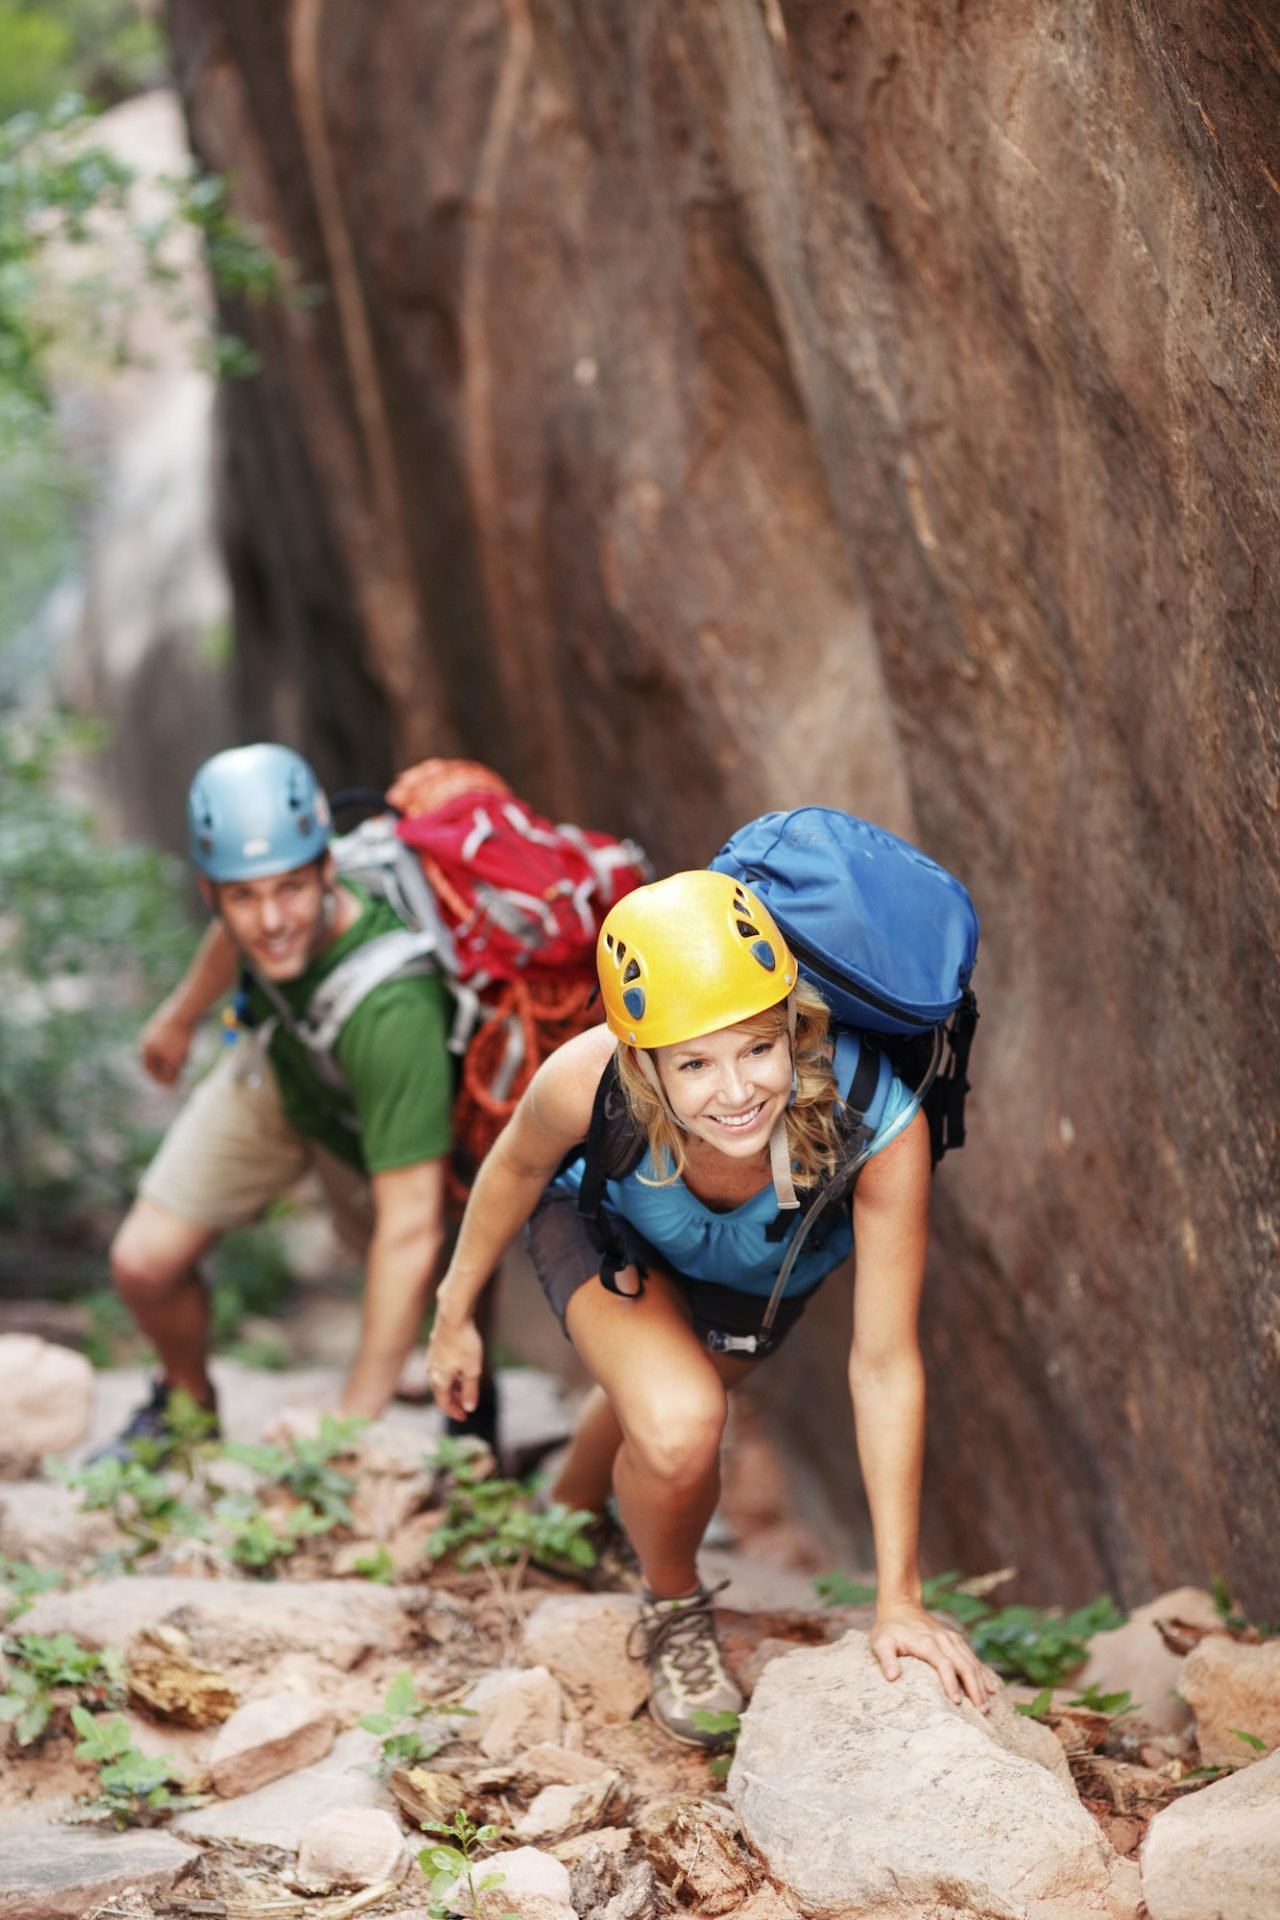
[{"left": 709, "top": 807, "right": 979, "bottom": 1166}]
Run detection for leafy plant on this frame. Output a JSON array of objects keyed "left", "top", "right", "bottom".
[
  {"left": 55, "top": 1451, "right": 207, "bottom": 1562},
  {"left": 967, "top": 1596, "right": 1125, "bottom": 1687},
  {"left": 1069, "top": 1684, "right": 1138, "bottom": 1717},
  {"left": 352, "top": 1543, "right": 396, "bottom": 1584},
  {"left": 359, "top": 1669, "right": 473, "bottom": 1776},
  {"left": 70, "top": 1706, "right": 197, "bottom": 1826},
  {"left": 426, "top": 1438, "right": 597, "bottom": 1574},
  {"left": 223, "top": 1415, "right": 363, "bottom": 1528},
  {"left": 814, "top": 1569, "right": 1126, "bottom": 1687},
  {"left": 691, "top": 1707, "right": 741, "bottom": 1780},
  {"left": 215, "top": 1494, "right": 334, "bottom": 1573},
  {"left": 0, "top": 1553, "right": 63, "bottom": 1618},
  {"left": 0, "top": 1630, "right": 122, "bottom": 1744},
  {"left": 0, "top": 718, "right": 195, "bottom": 1234},
  {"left": 417, "top": 1809, "right": 514, "bottom": 1920}
]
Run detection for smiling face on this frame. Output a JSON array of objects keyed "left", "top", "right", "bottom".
[
  {"left": 204, "top": 857, "right": 335, "bottom": 981},
  {"left": 653, "top": 1015, "right": 793, "bottom": 1159}
]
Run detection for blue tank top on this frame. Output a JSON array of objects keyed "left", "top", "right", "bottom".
[{"left": 552, "top": 1033, "right": 919, "bottom": 1299}]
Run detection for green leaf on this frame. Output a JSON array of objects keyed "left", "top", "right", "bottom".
[
  {"left": 1068, "top": 1685, "right": 1137, "bottom": 1717},
  {"left": 1015, "top": 1689, "right": 1054, "bottom": 1720},
  {"left": 1232, "top": 1729, "right": 1268, "bottom": 1753},
  {"left": 813, "top": 1571, "right": 878, "bottom": 1607}
]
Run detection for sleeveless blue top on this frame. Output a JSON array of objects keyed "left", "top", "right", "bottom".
[{"left": 552, "top": 1032, "right": 919, "bottom": 1299}]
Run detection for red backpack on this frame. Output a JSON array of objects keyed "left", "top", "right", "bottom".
[{"left": 316, "top": 759, "right": 649, "bottom": 1202}]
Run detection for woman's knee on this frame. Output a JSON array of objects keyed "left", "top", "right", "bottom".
[{"left": 621, "top": 1379, "right": 728, "bottom": 1487}]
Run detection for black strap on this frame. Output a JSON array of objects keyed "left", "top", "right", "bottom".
[
  {"left": 573, "top": 1054, "right": 647, "bottom": 1296},
  {"left": 922, "top": 989, "right": 978, "bottom": 1166}
]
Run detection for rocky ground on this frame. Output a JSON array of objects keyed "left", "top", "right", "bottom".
[{"left": 0, "top": 1338, "right": 1276, "bottom": 1920}]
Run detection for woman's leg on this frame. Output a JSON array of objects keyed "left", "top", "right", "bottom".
[{"left": 560, "top": 1267, "right": 751, "bottom": 1598}]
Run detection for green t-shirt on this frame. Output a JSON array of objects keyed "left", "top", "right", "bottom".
[{"left": 244, "top": 888, "right": 454, "bottom": 1174}]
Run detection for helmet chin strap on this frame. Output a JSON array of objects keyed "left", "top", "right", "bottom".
[{"left": 631, "top": 993, "right": 800, "bottom": 1209}]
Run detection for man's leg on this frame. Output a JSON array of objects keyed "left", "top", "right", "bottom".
[
  {"left": 109, "top": 1200, "right": 219, "bottom": 1406},
  {"left": 99, "top": 1046, "right": 308, "bottom": 1451}
]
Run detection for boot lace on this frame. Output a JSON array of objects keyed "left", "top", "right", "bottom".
[{"left": 630, "top": 1581, "right": 731, "bottom": 1696}]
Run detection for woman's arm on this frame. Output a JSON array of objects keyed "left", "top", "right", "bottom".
[
  {"left": 425, "top": 1023, "right": 614, "bottom": 1418},
  {"left": 849, "top": 1109, "right": 995, "bottom": 1711}
]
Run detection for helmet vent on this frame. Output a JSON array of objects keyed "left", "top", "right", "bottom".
[
  {"left": 750, "top": 939, "right": 776, "bottom": 971},
  {"left": 623, "top": 987, "right": 646, "bottom": 1020},
  {"left": 623, "top": 959, "right": 641, "bottom": 984},
  {"left": 736, "top": 919, "right": 759, "bottom": 939}
]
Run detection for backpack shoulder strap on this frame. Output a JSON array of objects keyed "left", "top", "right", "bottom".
[
  {"left": 251, "top": 927, "right": 441, "bottom": 1094},
  {"left": 570, "top": 1052, "right": 647, "bottom": 1295},
  {"left": 302, "top": 929, "right": 441, "bottom": 1055}
]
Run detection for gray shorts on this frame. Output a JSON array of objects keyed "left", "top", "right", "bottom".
[{"left": 524, "top": 1188, "right": 814, "bottom": 1357}]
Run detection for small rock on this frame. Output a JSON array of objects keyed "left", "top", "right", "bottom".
[
  {"left": 1076, "top": 1587, "right": 1221, "bottom": 1734},
  {"left": 436, "top": 1842, "right": 575, "bottom": 1920},
  {"left": 388, "top": 1765, "right": 467, "bottom": 1830},
  {"left": 0, "top": 1337, "right": 94, "bottom": 1475},
  {"left": 0, "top": 1482, "right": 120, "bottom": 1569},
  {"left": 568, "top": 1842, "right": 658, "bottom": 1920},
  {"left": 519, "top": 1742, "right": 614, "bottom": 1787},
  {"left": 173, "top": 1728, "right": 393, "bottom": 1849},
  {"left": 638, "top": 1798, "right": 757, "bottom": 1917},
  {"left": 1179, "top": 1632, "right": 1280, "bottom": 1767},
  {"left": 209, "top": 1690, "right": 336, "bottom": 1796},
  {"left": 296, "top": 1806, "right": 411, "bottom": 1889},
  {"left": 523, "top": 1594, "right": 647, "bottom": 1722},
  {"left": 514, "top": 1772, "right": 623, "bottom": 1842},
  {"left": 461, "top": 1665, "right": 564, "bottom": 1759},
  {"left": 126, "top": 1623, "right": 238, "bottom": 1727},
  {"left": 1140, "top": 1746, "right": 1280, "bottom": 1920}
]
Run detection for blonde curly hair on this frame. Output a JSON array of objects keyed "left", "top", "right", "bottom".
[{"left": 614, "top": 978, "right": 843, "bottom": 1190}]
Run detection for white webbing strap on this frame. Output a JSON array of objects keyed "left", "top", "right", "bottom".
[{"left": 296, "top": 927, "right": 441, "bottom": 1054}]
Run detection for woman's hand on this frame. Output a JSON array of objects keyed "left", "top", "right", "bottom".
[
  {"left": 425, "top": 1311, "right": 485, "bottom": 1422},
  {"left": 869, "top": 1601, "right": 998, "bottom": 1712}
]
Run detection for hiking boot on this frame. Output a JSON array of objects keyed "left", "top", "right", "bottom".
[
  {"left": 628, "top": 1582, "right": 742, "bottom": 1748},
  {"left": 577, "top": 1506, "right": 644, "bottom": 1594},
  {"left": 89, "top": 1377, "right": 220, "bottom": 1465}
]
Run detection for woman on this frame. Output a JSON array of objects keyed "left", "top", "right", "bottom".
[{"left": 426, "top": 870, "right": 994, "bottom": 1747}]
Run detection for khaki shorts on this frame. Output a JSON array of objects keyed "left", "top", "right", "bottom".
[{"left": 140, "top": 1037, "right": 375, "bottom": 1256}]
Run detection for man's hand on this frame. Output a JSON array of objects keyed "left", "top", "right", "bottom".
[
  {"left": 424, "top": 1313, "right": 485, "bottom": 1422},
  {"left": 140, "top": 1006, "right": 197, "bottom": 1085},
  {"left": 868, "top": 1601, "right": 998, "bottom": 1712}
]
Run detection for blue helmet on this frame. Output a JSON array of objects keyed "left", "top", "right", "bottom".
[{"left": 187, "top": 744, "right": 332, "bottom": 882}]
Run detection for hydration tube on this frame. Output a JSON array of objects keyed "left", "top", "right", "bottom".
[{"left": 758, "top": 1024, "right": 945, "bottom": 1336}]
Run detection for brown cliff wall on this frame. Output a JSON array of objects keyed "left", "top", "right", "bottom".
[{"left": 165, "top": 0, "right": 1280, "bottom": 1616}]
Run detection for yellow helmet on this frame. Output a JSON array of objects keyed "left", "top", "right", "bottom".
[{"left": 597, "top": 870, "right": 797, "bottom": 1048}]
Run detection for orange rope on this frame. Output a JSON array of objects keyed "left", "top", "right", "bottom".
[{"left": 447, "top": 975, "right": 600, "bottom": 1207}]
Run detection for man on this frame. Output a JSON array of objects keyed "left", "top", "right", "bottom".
[{"left": 101, "top": 741, "right": 483, "bottom": 1454}]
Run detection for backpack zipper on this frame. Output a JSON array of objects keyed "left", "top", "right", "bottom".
[{"left": 784, "top": 932, "right": 936, "bottom": 1028}]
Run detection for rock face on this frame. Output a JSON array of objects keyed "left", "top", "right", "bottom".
[
  {"left": 164, "top": 0, "right": 1280, "bottom": 1617},
  {"left": 728, "top": 1632, "right": 1139, "bottom": 1919}
]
